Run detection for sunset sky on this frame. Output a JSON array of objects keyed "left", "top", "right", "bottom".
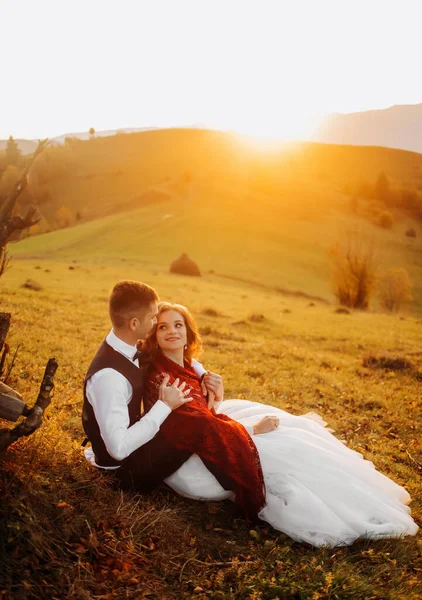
[{"left": 1, "top": 0, "right": 421, "bottom": 140}]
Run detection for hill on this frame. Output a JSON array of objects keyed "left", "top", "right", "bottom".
[
  {"left": 10, "top": 200, "right": 422, "bottom": 312},
  {"left": 48, "top": 126, "right": 158, "bottom": 145},
  {"left": 313, "top": 103, "right": 422, "bottom": 154},
  {"left": 2, "top": 130, "right": 422, "bottom": 312},
  {"left": 25, "top": 128, "right": 422, "bottom": 224},
  {"left": 6, "top": 128, "right": 422, "bottom": 314}
]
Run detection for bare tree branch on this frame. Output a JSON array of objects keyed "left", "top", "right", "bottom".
[
  {"left": 3, "top": 344, "right": 21, "bottom": 385},
  {"left": 5, "top": 209, "right": 41, "bottom": 241},
  {"left": 0, "top": 247, "right": 11, "bottom": 278},
  {"left": 0, "top": 138, "right": 49, "bottom": 249}
]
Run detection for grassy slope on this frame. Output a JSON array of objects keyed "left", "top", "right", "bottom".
[
  {"left": 29, "top": 130, "right": 422, "bottom": 221},
  {"left": 0, "top": 259, "right": 421, "bottom": 599},
  {"left": 14, "top": 129, "right": 422, "bottom": 313},
  {"left": 10, "top": 187, "right": 422, "bottom": 314}
]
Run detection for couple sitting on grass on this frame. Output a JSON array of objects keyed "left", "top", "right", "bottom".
[{"left": 82, "top": 280, "right": 418, "bottom": 548}]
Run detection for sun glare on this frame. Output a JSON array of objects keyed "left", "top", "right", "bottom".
[{"left": 218, "top": 112, "right": 323, "bottom": 151}]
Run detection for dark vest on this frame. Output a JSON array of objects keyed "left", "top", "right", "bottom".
[{"left": 82, "top": 340, "right": 144, "bottom": 467}]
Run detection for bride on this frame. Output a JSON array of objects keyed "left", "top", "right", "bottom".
[{"left": 141, "top": 301, "right": 418, "bottom": 548}]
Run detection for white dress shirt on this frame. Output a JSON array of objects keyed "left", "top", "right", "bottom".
[{"left": 84, "top": 329, "right": 206, "bottom": 469}]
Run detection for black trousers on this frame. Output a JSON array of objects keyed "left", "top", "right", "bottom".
[{"left": 114, "top": 433, "right": 193, "bottom": 493}]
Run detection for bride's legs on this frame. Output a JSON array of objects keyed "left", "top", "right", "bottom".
[{"left": 164, "top": 454, "right": 234, "bottom": 502}]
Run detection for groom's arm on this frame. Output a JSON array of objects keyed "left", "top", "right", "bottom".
[{"left": 86, "top": 369, "right": 172, "bottom": 461}]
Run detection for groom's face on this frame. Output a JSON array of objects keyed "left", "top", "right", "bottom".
[{"left": 134, "top": 301, "right": 158, "bottom": 340}]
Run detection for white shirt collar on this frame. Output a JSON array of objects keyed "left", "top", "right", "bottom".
[{"left": 106, "top": 329, "right": 138, "bottom": 361}]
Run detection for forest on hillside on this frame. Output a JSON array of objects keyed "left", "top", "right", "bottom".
[{"left": 1, "top": 129, "right": 422, "bottom": 237}]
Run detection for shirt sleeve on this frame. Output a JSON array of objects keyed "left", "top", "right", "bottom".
[
  {"left": 192, "top": 359, "right": 206, "bottom": 377},
  {"left": 86, "top": 369, "right": 171, "bottom": 461}
]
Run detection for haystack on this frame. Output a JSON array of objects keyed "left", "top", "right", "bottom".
[{"left": 169, "top": 253, "right": 201, "bottom": 277}]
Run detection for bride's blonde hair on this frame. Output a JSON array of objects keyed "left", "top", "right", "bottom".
[{"left": 142, "top": 302, "right": 203, "bottom": 363}]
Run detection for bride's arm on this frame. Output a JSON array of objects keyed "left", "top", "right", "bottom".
[
  {"left": 201, "top": 371, "right": 224, "bottom": 411},
  {"left": 202, "top": 371, "right": 223, "bottom": 401},
  {"left": 191, "top": 360, "right": 218, "bottom": 409},
  {"left": 191, "top": 359, "right": 206, "bottom": 378}
]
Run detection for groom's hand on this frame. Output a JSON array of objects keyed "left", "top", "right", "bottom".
[
  {"left": 159, "top": 375, "right": 193, "bottom": 411},
  {"left": 201, "top": 371, "right": 224, "bottom": 406}
]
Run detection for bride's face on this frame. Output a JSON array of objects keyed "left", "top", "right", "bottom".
[{"left": 156, "top": 309, "right": 188, "bottom": 352}]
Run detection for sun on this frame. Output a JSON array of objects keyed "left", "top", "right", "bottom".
[
  {"left": 212, "top": 111, "right": 322, "bottom": 150},
  {"left": 238, "top": 112, "right": 321, "bottom": 142}
]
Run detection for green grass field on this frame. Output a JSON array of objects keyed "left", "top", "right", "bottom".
[
  {"left": 2, "top": 129, "right": 417, "bottom": 331},
  {"left": 10, "top": 188, "right": 422, "bottom": 316},
  {"left": 0, "top": 255, "right": 421, "bottom": 599},
  {"left": 4, "top": 129, "right": 419, "bottom": 316}
]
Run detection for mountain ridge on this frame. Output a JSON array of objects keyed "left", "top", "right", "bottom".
[
  {"left": 1, "top": 103, "right": 422, "bottom": 154},
  {"left": 311, "top": 103, "right": 422, "bottom": 154}
]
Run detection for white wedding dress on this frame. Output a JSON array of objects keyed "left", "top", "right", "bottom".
[{"left": 164, "top": 399, "right": 418, "bottom": 547}]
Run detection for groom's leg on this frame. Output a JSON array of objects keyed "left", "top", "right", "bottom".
[{"left": 115, "top": 435, "right": 192, "bottom": 493}]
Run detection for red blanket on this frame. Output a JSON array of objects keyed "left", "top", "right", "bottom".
[{"left": 143, "top": 353, "right": 266, "bottom": 517}]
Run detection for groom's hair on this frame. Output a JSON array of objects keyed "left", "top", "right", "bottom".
[{"left": 109, "top": 280, "right": 158, "bottom": 328}]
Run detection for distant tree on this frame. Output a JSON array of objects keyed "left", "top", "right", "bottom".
[
  {"left": 377, "top": 210, "right": 394, "bottom": 229},
  {"left": 89, "top": 127, "right": 95, "bottom": 139},
  {"left": 329, "top": 233, "right": 377, "bottom": 309},
  {"left": 5, "top": 136, "right": 22, "bottom": 166},
  {"left": 32, "top": 188, "right": 52, "bottom": 207},
  {"left": 378, "top": 268, "right": 412, "bottom": 312},
  {"left": 75, "top": 210, "right": 82, "bottom": 222},
  {"left": 0, "top": 152, "right": 7, "bottom": 182},
  {"left": 27, "top": 223, "right": 41, "bottom": 237},
  {"left": 405, "top": 228, "right": 416, "bottom": 238},
  {"left": 374, "top": 172, "right": 392, "bottom": 205},
  {"left": 0, "top": 165, "right": 20, "bottom": 199},
  {"left": 55, "top": 206, "right": 72, "bottom": 228}
]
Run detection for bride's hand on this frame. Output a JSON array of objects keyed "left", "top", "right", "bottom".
[
  {"left": 201, "top": 371, "right": 224, "bottom": 403},
  {"left": 207, "top": 389, "right": 216, "bottom": 410},
  {"left": 252, "top": 416, "right": 280, "bottom": 435}
]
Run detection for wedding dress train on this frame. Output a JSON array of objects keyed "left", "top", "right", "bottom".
[{"left": 165, "top": 399, "right": 419, "bottom": 547}]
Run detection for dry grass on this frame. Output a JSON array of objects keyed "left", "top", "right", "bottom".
[
  {"left": 0, "top": 258, "right": 421, "bottom": 599},
  {"left": 362, "top": 354, "right": 415, "bottom": 372}
]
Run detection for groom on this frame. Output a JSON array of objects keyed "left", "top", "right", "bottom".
[{"left": 82, "top": 280, "right": 223, "bottom": 492}]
